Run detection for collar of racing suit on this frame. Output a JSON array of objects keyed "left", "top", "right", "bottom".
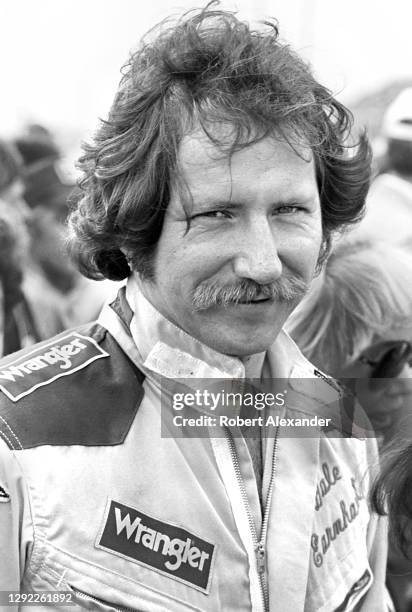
[{"left": 98, "top": 274, "right": 357, "bottom": 438}]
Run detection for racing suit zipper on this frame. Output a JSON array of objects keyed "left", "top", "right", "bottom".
[{"left": 225, "top": 427, "right": 279, "bottom": 612}]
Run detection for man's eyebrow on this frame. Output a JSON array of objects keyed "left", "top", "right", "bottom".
[
  {"left": 192, "top": 191, "right": 317, "bottom": 209},
  {"left": 191, "top": 198, "right": 240, "bottom": 210}
]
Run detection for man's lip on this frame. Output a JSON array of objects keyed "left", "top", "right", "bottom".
[{"left": 236, "top": 297, "right": 272, "bottom": 304}]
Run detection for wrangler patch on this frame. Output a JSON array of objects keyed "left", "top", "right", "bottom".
[
  {"left": 0, "top": 333, "right": 109, "bottom": 402},
  {"left": 97, "top": 499, "right": 215, "bottom": 593}
]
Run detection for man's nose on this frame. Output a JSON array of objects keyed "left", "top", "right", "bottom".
[{"left": 232, "top": 221, "right": 282, "bottom": 285}]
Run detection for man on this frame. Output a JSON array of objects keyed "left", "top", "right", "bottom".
[
  {"left": 0, "top": 140, "right": 66, "bottom": 356},
  {"left": 0, "top": 6, "right": 389, "bottom": 611},
  {"left": 14, "top": 128, "right": 81, "bottom": 295},
  {"left": 14, "top": 129, "right": 122, "bottom": 326}
]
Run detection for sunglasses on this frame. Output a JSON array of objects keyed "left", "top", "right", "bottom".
[{"left": 358, "top": 340, "right": 412, "bottom": 378}]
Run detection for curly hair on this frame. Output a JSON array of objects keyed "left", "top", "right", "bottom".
[
  {"left": 68, "top": 3, "right": 371, "bottom": 281},
  {"left": 371, "top": 442, "right": 412, "bottom": 558}
]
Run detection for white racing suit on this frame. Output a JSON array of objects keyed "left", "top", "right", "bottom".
[{"left": 0, "top": 278, "right": 390, "bottom": 611}]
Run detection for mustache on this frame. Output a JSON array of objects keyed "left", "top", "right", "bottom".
[{"left": 192, "top": 277, "right": 308, "bottom": 311}]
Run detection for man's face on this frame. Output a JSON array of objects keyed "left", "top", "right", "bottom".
[{"left": 141, "top": 130, "right": 323, "bottom": 356}]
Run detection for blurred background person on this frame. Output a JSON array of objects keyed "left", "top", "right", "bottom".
[
  {"left": 0, "top": 204, "right": 34, "bottom": 356},
  {"left": 15, "top": 124, "right": 74, "bottom": 221},
  {"left": 14, "top": 127, "right": 121, "bottom": 326},
  {"left": 14, "top": 127, "right": 83, "bottom": 295},
  {"left": 286, "top": 237, "right": 412, "bottom": 446},
  {"left": 0, "top": 139, "right": 66, "bottom": 356}
]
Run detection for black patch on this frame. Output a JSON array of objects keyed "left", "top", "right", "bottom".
[
  {"left": 0, "top": 323, "right": 145, "bottom": 449},
  {"left": 97, "top": 500, "right": 215, "bottom": 593},
  {"left": 0, "top": 332, "right": 109, "bottom": 402}
]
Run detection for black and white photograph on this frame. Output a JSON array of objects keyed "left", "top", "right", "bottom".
[{"left": 0, "top": 1, "right": 411, "bottom": 610}]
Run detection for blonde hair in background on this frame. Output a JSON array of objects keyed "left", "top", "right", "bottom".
[{"left": 286, "top": 238, "right": 412, "bottom": 375}]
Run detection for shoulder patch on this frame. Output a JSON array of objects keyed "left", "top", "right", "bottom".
[
  {"left": 0, "top": 332, "right": 109, "bottom": 402},
  {"left": 0, "top": 323, "right": 145, "bottom": 449}
]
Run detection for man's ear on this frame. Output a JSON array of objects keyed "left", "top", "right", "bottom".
[{"left": 95, "top": 249, "right": 131, "bottom": 281}]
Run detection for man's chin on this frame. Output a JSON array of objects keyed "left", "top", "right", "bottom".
[
  {"left": 188, "top": 310, "right": 288, "bottom": 357},
  {"left": 205, "top": 331, "right": 277, "bottom": 358}
]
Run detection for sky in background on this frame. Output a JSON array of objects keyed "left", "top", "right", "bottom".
[{"left": 0, "top": 0, "right": 410, "bottom": 160}]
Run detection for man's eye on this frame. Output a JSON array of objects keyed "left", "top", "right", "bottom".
[
  {"left": 193, "top": 210, "right": 231, "bottom": 219},
  {"left": 273, "top": 205, "right": 304, "bottom": 215}
]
